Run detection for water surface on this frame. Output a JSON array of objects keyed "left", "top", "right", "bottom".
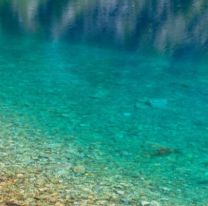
[{"left": 0, "top": 1, "right": 208, "bottom": 205}]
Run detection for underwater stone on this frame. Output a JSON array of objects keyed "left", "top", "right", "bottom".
[
  {"left": 145, "top": 98, "right": 168, "bottom": 109},
  {"left": 16, "top": 173, "right": 24, "bottom": 178},
  {"left": 73, "top": 165, "right": 86, "bottom": 174},
  {"left": 5, "top": 202, "right": 21, "bottom": 206},
  {"left": 151, "top": 147, "right": 180, "bottom": 157},
  {"left": 140, "top": 200, "right": 160, "bottom": 206},
  {"left": 55, "top": 202, "right": 65, "bottom": 206},
  {"left": 153, "top": 147, "right": 174, "bottom": 156},
  {"left": 0, "top": 177, "right": 5, "bottom": 183},
  {"left": 115, "top": 190, "right": 125, "bottom": 195},
  {"left": 150, "top": 201, "right": 160, "bottom": 206},
  {"left": 141, "top": 201, "right": 151, "bottom": 206}
]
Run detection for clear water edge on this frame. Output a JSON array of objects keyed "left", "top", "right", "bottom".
[{"left": 0, "top": 1, "right": 208, "bottom": 206}]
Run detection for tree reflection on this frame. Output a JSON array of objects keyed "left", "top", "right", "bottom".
[{"left": 0, "top": 0, "right": 208, "bottom": 52}]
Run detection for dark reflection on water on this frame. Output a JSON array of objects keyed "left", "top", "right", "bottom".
[{"left": 0, "top": 0, "right": 208, "bottom": 53}]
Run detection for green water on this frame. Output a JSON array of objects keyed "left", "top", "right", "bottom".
[{"left": 0, "top": 1, "right": 208, "bottom": 205}]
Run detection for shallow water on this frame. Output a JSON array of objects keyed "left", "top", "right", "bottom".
[{"left": 0, "top": 1, "right": 208, "bottom": 205}]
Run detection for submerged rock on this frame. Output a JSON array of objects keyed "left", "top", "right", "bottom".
[
  {"left": 153, "top": 147, "right": 174, "bottom": 156},
  {"left": 140, "top": 200, "right": 160, "bottom": 206},
  {"left": 151, "top": 147, "right": 180, "bottom": 157},
  {"left": 141, "top": 200, "right": 151, "bottom": 206},
  {"left": 115, "top": 190, "right": 125, "bottom": 195},
  {"left": 150, "top": 200, "right": 160, "bottom": 206},
  {"left": 145, "top": 98, "right": 168, "bottom": 109},
  {"left": 5, "top": 202, "right": 21, "bottom": 206},
  {"left": 0, "top": 177, "right": 5, "bottom": 183},
  {"left": 73, "top": 165, "right": 86, "bottom": 174},
  {"left": 16, "top": 173, "right": 24, "bottom": 178}
]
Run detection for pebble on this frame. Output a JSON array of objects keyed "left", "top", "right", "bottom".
[
  {"left": 141, "top": 201, "right": 150, "bottom": 206},
  {"left": 55, "top": 202, "right": 65, "bottom": 206},
  {"left": 16, "top": 173, "right": 24, "bottom": 178},
  {"left": 141, "top": 200, "right": 160, "bottom": 206},
  {"left": 5, "top": 202, "right": 20, "bottom": 206},
  {"left": 115, "top": 190, "right": 125, "bottom": 195},
  {"left": 150, "top": 201, "right": 160, "bottom": 206},
  {"left": 161, "top": 186, "right": 171, "bottom": 192},
  {"left": 39, "top": 187, "right": 48, "bottom": 192},
  {"left": 73, "top": 165, "right": 86, "bottom": 174}
]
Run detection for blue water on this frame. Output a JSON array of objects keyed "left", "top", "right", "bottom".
[{"left": 0, "top": 1, "right": 208, "bottom": 205}]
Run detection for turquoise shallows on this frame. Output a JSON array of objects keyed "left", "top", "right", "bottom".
[{"left": 0, "top": 1, "right": 208, "bottom": 205}]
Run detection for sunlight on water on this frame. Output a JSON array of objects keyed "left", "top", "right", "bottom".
[{"left": 0, "top": 1, "right": 208, "bottom": 205}]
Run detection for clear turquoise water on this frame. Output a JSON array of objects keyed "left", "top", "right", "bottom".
[{"left": 0, "top": 1, "right": 208, "bottom": 205}]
